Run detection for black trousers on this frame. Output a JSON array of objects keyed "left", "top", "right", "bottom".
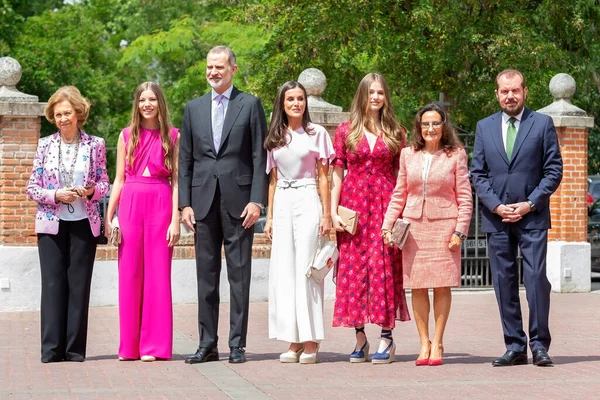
[
  {"left": 38, "top": 219, "right": 97, "bottom": 362},
  {"left": 194, "top": 185, "right": 253, "bottom": 349}
]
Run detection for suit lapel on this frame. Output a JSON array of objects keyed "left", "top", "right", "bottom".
[
  {"left": 200, "top": 94, "right": 217, "bottom": 155},
  {"left": 509, "top": 107, "right": 534, "bottom": 163},
  {"left": 489, "top": 112, "right": 509, "bottom": 165},
  {"left": 219, "top": 87, "right": 243, "bottom": 154}
]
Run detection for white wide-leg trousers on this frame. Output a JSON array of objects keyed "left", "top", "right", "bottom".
[{"left": 268, "top": 184, "right": 325, "bottom": 343}]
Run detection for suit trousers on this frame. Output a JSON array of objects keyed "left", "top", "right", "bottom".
[
  {"left": 488, "top": 225, "right": 551, "bottom": 353},
  {"left": 194, "top": 183, "right": 253, "bottom": 349},
  {"left": 118, "top": 176, "right": 174, "bottom": 359},
  {"left": 268, "top": 184, "right": 325, "bottom": 343},
  {"left": 38, "top": 219, "right": 97, "bottom": 362}
]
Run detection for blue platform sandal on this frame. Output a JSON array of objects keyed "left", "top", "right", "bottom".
[
  {"left": 372, "top": 329, "right": 395, "bottom": 364},
  {"left": 350, "top": 327, "right": 370, "bottom": 363}
]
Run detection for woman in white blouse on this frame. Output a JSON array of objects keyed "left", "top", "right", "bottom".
[{"left": 263, "top": 81, "right": 335, "bottom": 364}]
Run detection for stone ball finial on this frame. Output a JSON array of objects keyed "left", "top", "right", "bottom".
[
  {"left": 298, "top": 68, "right": 327, "bottom": 96},
  {"left": 549, "top": 73, "right": 576, "bottom": 101},
  {"left": 0, "top": 57, "right": 22, "bottom": 87}
]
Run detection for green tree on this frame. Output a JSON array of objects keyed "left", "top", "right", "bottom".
[
  {"left": 0, "top": 0, "right": 65, "bottom": 53},
  {"left": 11, "top": 4, "right": 133, "bottom": 141},
  {"left": 119, "top": 11, "right": 268, "bottom": 125},
  {"left": 239, "top": 0, "right": 600, "bottom": 165}
]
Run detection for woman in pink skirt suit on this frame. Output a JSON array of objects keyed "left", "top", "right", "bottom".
[
  {"left": 330, "top": 73, "right": 410, "bottom": 364},
  {"left": 106, "top": 82, "right": 180, "bottom": 361},
  {"left": 383, "top": 103, "right": 472, "bottom": 366}
]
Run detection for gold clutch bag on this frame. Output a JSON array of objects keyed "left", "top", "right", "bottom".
[
  {"left": 337, "top": 205, "right": 359, "bottom": 235},
  {"left": 390, "top": 218, "right": 411, "bottom": 249}
]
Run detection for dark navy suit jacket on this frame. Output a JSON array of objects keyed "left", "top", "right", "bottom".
[{"left": 470, "top": 107, "right": 563, "bottom": 233}]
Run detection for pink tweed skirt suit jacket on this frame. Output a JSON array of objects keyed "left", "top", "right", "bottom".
[{"left": 382, "top": 147, "right": 473, "bottom": 289}]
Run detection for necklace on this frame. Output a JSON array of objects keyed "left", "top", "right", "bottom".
[{"left": 58, "top": 133, "right": 80, "bottom": 188}]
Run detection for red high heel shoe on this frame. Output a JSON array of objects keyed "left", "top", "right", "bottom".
[
  {"left": 415, "top": 341, "right": 431, "bottom": 366},
  {"left": 428, "top": 344, "right": 444, "bottom": 366}
]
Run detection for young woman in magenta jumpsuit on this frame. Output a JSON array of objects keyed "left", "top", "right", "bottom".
[
  {"left": 330, "top": 73, "right": 410, "bottom": 364},
  {"left": 106, "top": 82, "right": 180, "bottom": 361}
]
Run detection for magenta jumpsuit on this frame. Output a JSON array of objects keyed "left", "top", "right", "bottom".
[{"left": 118, "top": 126, "right": 178, "bottom": 359}]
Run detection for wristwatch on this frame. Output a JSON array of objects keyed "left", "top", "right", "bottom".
[
  {"left": 527, "top": 200, "right": 536, "bottom": 211},
  {"left": 454, "top": 231, "right": 466, "bottom": 240}
]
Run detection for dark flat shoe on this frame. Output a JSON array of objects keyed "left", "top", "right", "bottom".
[
  {"left": 185, "top": 347, "right": 219, "bottom": 364},
  {"left": 492, "top": 350, "right": 527, "bottom": 366},
  {"left": 229, "top": 347, "right": 246, "bottom": 363},
  {"left": 532, "top": 348, "right": 553, "bottom": 366}
]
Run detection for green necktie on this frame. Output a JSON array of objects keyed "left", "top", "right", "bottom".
[{"left": 506, "top": 117, "right": 517, "bottom": 161}]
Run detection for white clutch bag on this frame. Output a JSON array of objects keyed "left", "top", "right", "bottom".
[
  {"left": 390, "top": 218, "right": 410, "bottom": 249},
  {"left": 305, "top": 240, "right": 339, "bottom": 283}
]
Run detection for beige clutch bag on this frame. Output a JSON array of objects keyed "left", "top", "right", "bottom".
[
  {"left": 337, "top": 205, "right": 359, "bottom": 235},
  {"left": 390, "top": 218, "right": 411, "bottom": 249}
]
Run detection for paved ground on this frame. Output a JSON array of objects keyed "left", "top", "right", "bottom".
[{"left": 2, "top": 288, "right": 600, "bottom": 400}]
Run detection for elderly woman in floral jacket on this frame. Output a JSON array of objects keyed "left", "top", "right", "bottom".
[{"left": 27, "top": 86, "right": 109, "bottom": 363}]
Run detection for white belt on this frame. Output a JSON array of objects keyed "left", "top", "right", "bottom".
[{"left": 277, "top": 178, "right": 317, "bottom": 189}]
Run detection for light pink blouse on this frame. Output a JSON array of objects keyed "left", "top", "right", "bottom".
[{"left": 266, "top": 123, "right": 335, "bottom": 179}]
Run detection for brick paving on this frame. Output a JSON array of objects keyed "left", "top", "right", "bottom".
[{"left": 2, "top": 289, "right": 600, "bottom": 399}]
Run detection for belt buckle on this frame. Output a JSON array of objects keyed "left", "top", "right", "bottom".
[{"left": 282, "top": 180, "right": 297, "bottom": 189}]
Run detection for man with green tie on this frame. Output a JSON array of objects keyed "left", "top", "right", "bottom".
[{"left": 471, "top": 69, "right": 563, "bottom": 367}]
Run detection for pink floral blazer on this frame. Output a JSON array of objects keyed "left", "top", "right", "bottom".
[{"left": 26, "top": 130, "right": 110, "bottom": 236}]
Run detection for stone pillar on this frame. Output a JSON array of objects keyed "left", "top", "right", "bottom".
[
  {"left": 0, "top": 57, "right": 46, "bottom": 245},
  {"left": 0, "top": 57, "right": 46, "bottom": 307},
  {"left": 537, "top": 73, "right": 594, "bottom": 292},
  {"left": 298, "top": 68, "right": 348, "bottom": 136}
]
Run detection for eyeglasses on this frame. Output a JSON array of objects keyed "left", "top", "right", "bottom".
[{"left": 421, "top": 121, "right": 443, "bottom": 129}]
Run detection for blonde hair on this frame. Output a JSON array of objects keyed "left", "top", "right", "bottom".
[
  {"left": 346, "top": 73, "right": 404, "bottom": 155},
  {"left": 45, "top": 86, "right": 91, "bottom": 127},
  {"left": 127, "top": 82, "right": 174, "bottom": 172}
]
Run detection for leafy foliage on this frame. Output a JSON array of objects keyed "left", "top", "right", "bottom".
[
  {"left": 3, "top": 0, "right": 600, "bottom": 173},
  {"left": 238, "top": 0, "right": 600, "bottom": 162}
]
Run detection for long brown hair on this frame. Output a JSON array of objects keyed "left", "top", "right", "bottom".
[
  {"left": 411, "top": 103, "right": 463, "bottom": 156},
  {"left": 264, "top": 81, "right": 314, "bottom": 151},
  {"left": 127, "top": 82, "right": 174, "bottom": 172},
  {"left": 346, "top": 73, "right": 404, "bottom": 154}
]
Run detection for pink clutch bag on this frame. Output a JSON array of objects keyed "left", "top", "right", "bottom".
[{"left": 390, "top": 218, "right": 410, "bottom": 249}]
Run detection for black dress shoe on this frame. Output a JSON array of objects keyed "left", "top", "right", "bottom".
[
  {"left": 185, "top": 347, "right": 219, "bottom": 364},
  {"left": 229, "top": 347, "right": 246, "bottom": 363},
  {"left": 41, "top": 354, "right": 63, "bottom": 364},
  {"left": 492, "top": 350, "right": 528, "bottom": 366},
  {"left": 532, "top": 348, "right": 553, "bottom": 366},
  {"left": 65, "top": 355, "right": 85, "bottom": 362},
  {"left": 41, "top": 357, "right": 61, "bottom": 364}
]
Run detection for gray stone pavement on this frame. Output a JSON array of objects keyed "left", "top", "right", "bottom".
[{"left": 2, "top": 289, "right": 600, "bottom": 400}]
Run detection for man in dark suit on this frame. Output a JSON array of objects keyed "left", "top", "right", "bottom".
[
  {"left": 178, "top": 46, "right": 268, "bottom": 364},
  {"left": 471, "top": 69, "right": 562, "bottom": 367}
]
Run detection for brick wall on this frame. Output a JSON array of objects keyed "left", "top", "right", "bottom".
[
  {"left": 0, "top": 116, "right": 40, "bottom": 245},
  {"left": 548, "top": 126, "right": 588, "bottom": 242}
]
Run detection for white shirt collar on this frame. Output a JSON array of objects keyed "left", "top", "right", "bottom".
[
  {"left": 212, "top": 85, "right": 234, "bottom": 101},
  {"left": 502, "top": 108, "right": 524, "bottom": 123}
]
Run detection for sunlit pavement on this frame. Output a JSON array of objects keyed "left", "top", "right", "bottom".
[{"left": 2, "top": 289, "right": 600, "bottom": 399}]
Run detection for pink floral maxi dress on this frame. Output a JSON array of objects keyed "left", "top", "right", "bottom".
[{"left": 332, "top": 122, "right": 410, "bottom": 328}]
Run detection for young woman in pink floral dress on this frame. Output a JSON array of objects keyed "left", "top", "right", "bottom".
[{"left": 330, "top": 73, "right": 410, "bottom": 364}]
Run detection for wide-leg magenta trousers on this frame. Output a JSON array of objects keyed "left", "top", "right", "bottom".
[{"left": 118, "top": 176, "right": 173, "bottom": 359}]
